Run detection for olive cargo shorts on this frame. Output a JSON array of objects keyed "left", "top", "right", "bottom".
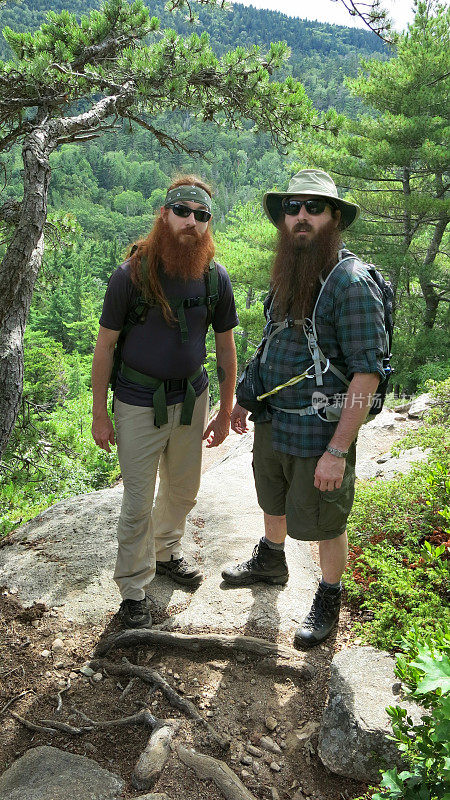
[{"left": 252, "top": 422, "right": 356, "bottom": 541}]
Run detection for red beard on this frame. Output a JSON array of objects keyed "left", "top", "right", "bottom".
[{"left": 158, "top": 219, "right": 215, "bottom": 280}]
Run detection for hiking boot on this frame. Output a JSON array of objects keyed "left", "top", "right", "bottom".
[
  {"left": 221, "top": 540, "right": 289, "bottom": 586},
  {"left": 119, "top": 598, "right": 151, "bottom": 628},
  {"left": 156, "top": 555, "right": 203, "bottom": 586},
  {"left": 294, "top": 583, "right": 341, "bottom": 649}
]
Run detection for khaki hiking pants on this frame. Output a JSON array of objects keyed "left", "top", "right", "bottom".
[{"left": 113, "top": 389, "right": 209, "bottom": 600}]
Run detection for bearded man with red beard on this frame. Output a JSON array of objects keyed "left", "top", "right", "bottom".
[
  {"left": 223, "top": 169, "right": 386, "bottom": 649},
  {"left": 92, "top": 176, "right": 238, "bottom": 628}
]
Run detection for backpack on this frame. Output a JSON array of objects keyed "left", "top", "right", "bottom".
[
  {"left": 252, "top": 250, "right": 394, "bottom": 421},
  {"left": 110, "top": 257, "right": 219, "bottom": 393},
  {"left": 304, "top": 250, "right": 394, "bottom": 417}
]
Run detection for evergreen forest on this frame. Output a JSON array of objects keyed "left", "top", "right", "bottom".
[
  {"left": 0, "top": 6, "right": 449, "bottom": 794},
  {"left": 0, "top": 0, "right": 449, "bottom": 578}
]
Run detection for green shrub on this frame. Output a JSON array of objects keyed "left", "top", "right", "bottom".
[
  {"left": 1, "top": 389, "right": 120, "bottom": 538},
  {"left": 23, "top": 328, "right": 68, "bottom": 407},
  {"left": 371, "top": 627, "right": 450, "bottom": 800},
  {"left": 344, "top": 378, "right": 450, "bottom": 649}
]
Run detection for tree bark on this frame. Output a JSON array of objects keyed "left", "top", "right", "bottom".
[
  {"left": 0, "top": 128, "right": 51, "bottom": 329},
  {"left": 419, "top": 191, "right": 449, "bottom": 329},
  {"left": 0, "top": 123, "right": 51, "bottom": 457},
  {"left": 0, "top": 91, "right": 133, "bottom": 457},
  {"left": 0, "top": 236, "right": 44, "bottom": 457}
]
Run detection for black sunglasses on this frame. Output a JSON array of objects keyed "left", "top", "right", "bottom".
[
  {"left": 281, "top": 198, "right": 336, "bottom": 216},
  {"left": 166, "top": 203, "right": 211, "bottom": 223}
]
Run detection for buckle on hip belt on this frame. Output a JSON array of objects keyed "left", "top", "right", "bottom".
[{"left": 164, "top": 378, "right": 187, "bottom": 393}]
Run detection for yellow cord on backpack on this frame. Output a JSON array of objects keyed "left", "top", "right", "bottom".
[{"left": 257, "top": 368, "right": 313, "bottom": 401}]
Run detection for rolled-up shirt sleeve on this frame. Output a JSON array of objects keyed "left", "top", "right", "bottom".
[{"left": 334, "top": 275, "right": 386, "bottom": 381}]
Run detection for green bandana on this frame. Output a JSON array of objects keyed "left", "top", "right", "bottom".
[{"left": 164, "top": 184, "right": 212, "bottom": 211}]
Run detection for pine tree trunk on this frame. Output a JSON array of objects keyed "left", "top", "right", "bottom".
[
  {"left": 0, "top": 127, "right": 51, "bottom": 458},
  {"left": 0, "top": 239, "right": 44, "bottom": 458},
  {"left": 0, "top": 95, "right": 130, "bottom": 456},
  {"left": 419, "top": 212, "right": 449, "bottom": 330}
]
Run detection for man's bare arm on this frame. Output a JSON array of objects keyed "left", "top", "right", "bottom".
[
  {"left": 91, "top": 325, "right": 121, "bottom": 452},
  {"left": 203, "top": 329, "right": 237, "bottom": 448},
  {"left": 314, "top": 372, "right": 380, "bottom": 492}
]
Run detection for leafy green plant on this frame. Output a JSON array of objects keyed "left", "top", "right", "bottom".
[
  {"left": 371, "top": 627, "right": 450, "bottom": 800},
  {"left": 1, "top": 389, "right": 120, "bottom": 538},
  {"left": 344, "top": 378, "right": 450, "bottom": 649}
]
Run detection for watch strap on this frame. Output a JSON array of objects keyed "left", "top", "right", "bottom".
[{"left": 326, "top": 444, "right": 348, "bottom": 458}]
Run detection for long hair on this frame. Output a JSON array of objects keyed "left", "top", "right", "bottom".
[{"left": 128, "top": 175, "right": 214, "bottom": 325}]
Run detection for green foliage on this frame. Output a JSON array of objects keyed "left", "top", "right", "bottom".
[
  {"left": 23, "top": 329, "right": 68, "bottom": 407},
  {"left": 0, "top": 389, "right": 120, "bottom": 538},
  {"left": 344, "top": 379, "right": 450, "bottom": 650},
  {"left": 0, "top": 0, "right": 385, "bottom": 114},
  {"left": 297, "top": 1, "right": 450, "bottom": 395},
  {"left": 370, "top": 627, "right": 450, "bottom": 800}
]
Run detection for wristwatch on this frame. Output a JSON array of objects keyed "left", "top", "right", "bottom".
[{"left": 326, "top": 444, "right": 348, "bottom": 458}]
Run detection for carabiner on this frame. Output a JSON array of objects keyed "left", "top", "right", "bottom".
[{"left": 305, "top": 358, "right": 330, "bottom": 379}]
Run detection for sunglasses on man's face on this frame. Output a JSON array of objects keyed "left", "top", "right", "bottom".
[
  {"left": 281, "top": 198, "right": 336, "bottom": 216},
  {"left": 166, "top": 203, "right": 211, "bottom": 223}
]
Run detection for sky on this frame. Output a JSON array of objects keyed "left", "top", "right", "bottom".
[{"left": 232, "top": 0, "right": 417, "bottom": 32}]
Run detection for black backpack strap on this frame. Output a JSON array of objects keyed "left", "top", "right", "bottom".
[
  {"left": 173, "top": 260, "right": 219, "bottom": 343},
  {"left": 110, "top": 294, "right": 152, "bottom": 396},
  {"left": 205, "top": 259, "right": 219, "bottom": 329}
]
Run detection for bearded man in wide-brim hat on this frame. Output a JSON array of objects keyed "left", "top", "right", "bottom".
[{"left": 223, "top": 169, "right": 386, "bottom": 649}]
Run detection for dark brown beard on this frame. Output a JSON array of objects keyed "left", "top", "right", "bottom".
[
  {"left": 158, "top": 218, "right": 215, "bottom": 280},
  {"left": 270, "top": 220, "right": 342, "bottom": 321}
]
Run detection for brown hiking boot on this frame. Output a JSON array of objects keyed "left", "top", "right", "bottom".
[{"left": 156, "top": 555, "right": 203, "bottom": 586}]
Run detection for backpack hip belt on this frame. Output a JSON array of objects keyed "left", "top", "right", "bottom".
[{"left": 120, "top": 363, "right": 203, "bottom": 427}]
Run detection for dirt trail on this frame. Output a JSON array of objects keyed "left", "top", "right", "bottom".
[{"left": 0, "top": 409, "right": 421, "bottom": 799}]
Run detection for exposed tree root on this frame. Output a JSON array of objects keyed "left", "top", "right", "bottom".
[
  {"left": 93, "top": 630, "right": 313, "bottom": 680},
  {"left": 10, "top": 712, "right": 59, "bottom": 735},
  {"left": 133, "top": 718, "right": 181, "bottom": 790},
  {"left": 90, "top": 657, "right": 230, "bottom": 750},
  {"left": 178, "top": 744, "right": 258, "bottom": 800},
  {"left": 10, "top": 707, "right": 158, "bottom": 736}
]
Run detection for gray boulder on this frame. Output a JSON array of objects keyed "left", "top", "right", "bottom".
[
  {"left": 0, "top": 746, "right": 124, "bottom": 799},
  {"left": 0, "top": 431, "right": 318, "bottom": 634},
  {"left": 408, "top": 392, "right": 434, "bottom": 419},
  {"left": 318, "top": 647, "right": 423, "bottom": 783}
]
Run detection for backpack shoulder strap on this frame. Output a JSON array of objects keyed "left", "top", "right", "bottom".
[
  {"left": 110, "top": 257, "right": 153, "bottom": 392},
  {"left": 303, "top": 252, "right": 356, "bottom": 387},
  {"left": 205, "top": 259, "right": 219, "bottom": 329}
]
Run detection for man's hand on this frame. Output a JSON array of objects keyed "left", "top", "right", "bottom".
[
  {"left": 314, "top": 451, "right": 346, "bottom": 492},
  {"left": 202, "top": 408, "right": 231, "bottom": 448},
  {"left": 230, "top": 403, "right": 249, "bottom": 435},
  {"left": 92, "top": 415, "right": 115, "bottom": 453}
]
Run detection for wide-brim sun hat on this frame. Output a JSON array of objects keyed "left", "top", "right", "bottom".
[{"left": 263, "top": 169, "right": 360, "bottom": 230}]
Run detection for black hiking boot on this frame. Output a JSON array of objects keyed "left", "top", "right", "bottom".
[
  {"left": 294, "top": 583, "right": 341, "bottom": 649},
  {"left": 119, "top": 598, "right": 152, "bottom": 628},
  {"left": 156, "top": 555, "right": 203, "bottom": 586},
  {"left": 221, "top": 539, "right": 289, "bottom": 586}
]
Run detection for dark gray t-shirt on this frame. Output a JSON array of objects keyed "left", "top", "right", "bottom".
[{"left": 99, "top": 260, "right": 238, "bottom": 406}]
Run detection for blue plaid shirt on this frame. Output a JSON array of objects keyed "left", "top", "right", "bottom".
[{"left": 257, "top": 253, "right": 386, "bottom": 457}]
